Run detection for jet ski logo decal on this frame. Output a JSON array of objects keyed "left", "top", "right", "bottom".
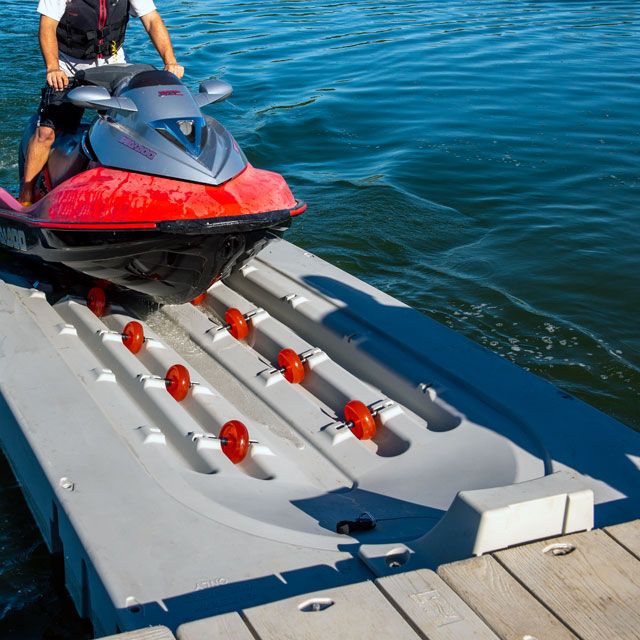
[
  {"left": 118, "top": 135, "right": 157, "bottom": 160},
  {"left": 0, "top": 226, "right": 27, "bottom": 252},
  {"left": 159, "top": 90, "right": 184, "bottom": 97}
]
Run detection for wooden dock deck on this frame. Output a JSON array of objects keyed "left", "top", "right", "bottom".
[{"left": 98, "top": 519, "right": 640, "bottom": 640}]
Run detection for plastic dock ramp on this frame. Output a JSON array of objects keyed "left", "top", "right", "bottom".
[{"left": 0, "top": 238, "right": 638, "bottom": 636}]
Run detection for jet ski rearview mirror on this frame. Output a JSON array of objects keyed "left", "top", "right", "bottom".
[
  {"left": 67, "top": 86, "right": 138, "bottom": 113},
  {"left": 195, "top": 79, "right": 233, "bottom": 108}
]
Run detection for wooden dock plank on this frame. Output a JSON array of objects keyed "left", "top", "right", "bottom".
[
  {"left": 243, "top": 582, "right": 421, "bottom": 640},
  {"left": 377, "top": 568, "right": 499, "bottom": 639},
  {"left": 494, "top": 528, "right": 640, "bottom": 640},
  {"left": 438, "top": 555, "right": 577, "bottom": 640},
  {"left": 177, "top": 612, "right": 255, "bottom": 640},
  {"left": 605, "top": 519, "right": 640, "bottom": 559}
]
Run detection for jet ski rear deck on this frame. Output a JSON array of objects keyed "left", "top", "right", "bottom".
[{"left": 0, "top": 165, "right": 303, "bottom": 303}]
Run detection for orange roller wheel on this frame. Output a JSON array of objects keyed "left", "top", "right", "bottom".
[
  {"left": 122, "top": 321, "right": 144, "bottom": 354},
  {"left": 225, "top": 307, "right": 249, "bottom": 340},
  {"left": 277, "top": 348, "right": 305, "bottom": 384},
  {"left": 219, "top": 420, "right": 250, "bottom": 464},
  {"left": 87, "top": 287, "right": 106, "bottom": 317},
  {"left": 165, "top": 364, "right": 191, "bottom": 402},
  {"left": 191, "top": 292, "right": 207, "bottom": 305},
  {"left": 344, "top": 400, "right": 376, "bottom": 440}
]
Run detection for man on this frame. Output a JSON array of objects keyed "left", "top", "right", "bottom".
[{"left": 19, "top": 0, "right": 184, "bottom": 205}]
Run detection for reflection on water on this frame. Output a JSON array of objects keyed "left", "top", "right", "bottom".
[{"left": 0, "top": 0, "right": 638, "bottom": 635}]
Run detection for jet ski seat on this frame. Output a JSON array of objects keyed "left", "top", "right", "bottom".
[
  {"left": 125, "top": 69, "right": 183, "bottom": 90},
  {"left": 74, "top": 64, "right": 157, "bottom": 96}
]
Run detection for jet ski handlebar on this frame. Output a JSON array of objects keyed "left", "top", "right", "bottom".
[
  {"left": 67, "top": 85, "right": 139, "bottom": 112},
  {"left": 196, "top": 79, "right": 233, "bottom": 107},
  {"left": 66, "top": 65, "right": 232, "bottom": 113}
]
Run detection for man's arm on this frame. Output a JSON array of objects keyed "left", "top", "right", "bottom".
[
  {"left": 39, "top": 15, "right": 68, "bottom": 90},
  {"left": 140, "top": 11, "right": 184, "bottom": 78}
]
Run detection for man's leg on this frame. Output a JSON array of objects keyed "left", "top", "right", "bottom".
[{"left": 19, "top": 126, "right": 56, "bottom": 204}]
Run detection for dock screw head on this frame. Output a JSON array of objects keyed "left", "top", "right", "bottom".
[{"left": 60, "top": 477, "right": 75, "bottom": 491}]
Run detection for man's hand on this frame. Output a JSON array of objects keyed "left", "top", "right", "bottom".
[
  {"left": 164, "top": 63, "right": 185, "bottom": 79},
  {"left": 46, "top": 68, "right": 69, "bottom": 91}
]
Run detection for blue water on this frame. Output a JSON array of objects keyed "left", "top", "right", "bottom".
[{"left": 0, "top": 1, "right": 638, "bottom": 636}]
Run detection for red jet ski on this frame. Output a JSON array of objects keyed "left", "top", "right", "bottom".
[{"left": 0, "top": 64, "right": 304, "bottom": 304}]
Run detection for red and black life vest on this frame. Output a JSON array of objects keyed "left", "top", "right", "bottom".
[{"left": 56, "top": 0, "right": 130, "bottom": 61}]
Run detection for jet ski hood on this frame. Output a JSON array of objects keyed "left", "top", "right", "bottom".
[{"left": 83, "top": 69, "right": 248, "bottom": 186}]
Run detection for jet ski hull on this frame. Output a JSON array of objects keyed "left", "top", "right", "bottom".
[
  {"left": 1, "top": 214, "right": 291, "bottom": 304},
  {"left": 1, "top": 166, "right": 304, "bottom": 303}
]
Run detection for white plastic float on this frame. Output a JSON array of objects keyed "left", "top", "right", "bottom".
[{"left": 0, "top": 237, "right": 638, "bottom": 636}]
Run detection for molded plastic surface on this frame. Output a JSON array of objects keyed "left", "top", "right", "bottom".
[
  {"left": 0, "top": 240, "right": 638, "bottom": 635},
  {"left": 1, "top": 165, "right": 296, "bottom": 227}
]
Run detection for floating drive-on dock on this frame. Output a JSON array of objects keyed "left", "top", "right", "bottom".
[
  {"left": 96, "top": 519, "right": 640, "bottom": 640},
  {"left": 0, "top": 238, "right": 638, "bottom": 636}
]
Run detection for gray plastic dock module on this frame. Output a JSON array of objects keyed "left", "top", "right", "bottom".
[{"left": 1, "top": 239, "right": 638, "bottom": 636}]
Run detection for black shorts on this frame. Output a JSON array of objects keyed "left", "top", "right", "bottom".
[{"left": 37, "top": 85, "right": 84, "bottom": 133}]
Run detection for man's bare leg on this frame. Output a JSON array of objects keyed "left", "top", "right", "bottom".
[{"left": 19, "top": 126, "right": 56, "bottom": 204}]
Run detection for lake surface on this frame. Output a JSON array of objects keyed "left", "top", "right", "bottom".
[{"left": 0, "top": 1, "right": 638, "bottom": 636}]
